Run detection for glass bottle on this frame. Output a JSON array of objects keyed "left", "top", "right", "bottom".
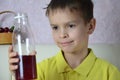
[{"left": 12, "top": 12, "right": 37, "bottom": 80}]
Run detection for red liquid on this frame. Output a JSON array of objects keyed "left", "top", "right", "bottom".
[{"left": 15, "top": 55, "right": 37, "bottom": 80}]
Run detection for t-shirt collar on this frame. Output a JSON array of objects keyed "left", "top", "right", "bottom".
[
  {"left": 56, "top": 51, "right": 72, "bottom": 73},
  {"left": 56, "top": 48, "right": 97, "bottom": 76}
]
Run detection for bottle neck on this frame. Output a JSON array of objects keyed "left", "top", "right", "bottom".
[{"left": 14, "top": 13, "right": 28, "bottom": 28}]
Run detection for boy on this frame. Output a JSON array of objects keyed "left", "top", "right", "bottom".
[{"left": 9, "top": 0, "right": 120, "bottom": 80}]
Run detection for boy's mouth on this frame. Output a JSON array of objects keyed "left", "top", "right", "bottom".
[{"left": 60, "top": 41, "right": 74, "bottom": 46}]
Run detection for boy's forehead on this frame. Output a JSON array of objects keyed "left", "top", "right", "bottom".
[
  {"left": 48, "top": 8, "right": 86, "bottom": 25},
  {"left": 48, "top": 7, "right": 82, "bottom": 16}
]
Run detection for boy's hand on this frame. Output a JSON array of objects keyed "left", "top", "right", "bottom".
[{"left": 8, "top": 45, "right": 19, "bottom": 74}]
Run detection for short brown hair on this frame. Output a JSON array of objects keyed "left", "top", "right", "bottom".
[{"left": 46, "top": 0, "right": 94, "bottom": 23}]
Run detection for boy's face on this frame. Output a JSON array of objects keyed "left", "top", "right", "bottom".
[{"left": 48, "top": 8, "right": 95, "bottom": 53}]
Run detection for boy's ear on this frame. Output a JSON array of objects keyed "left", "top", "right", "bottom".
[{"left": 87, "top": 18, "right": 96, "bottom": 34}]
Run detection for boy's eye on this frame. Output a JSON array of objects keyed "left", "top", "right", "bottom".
[
  {"left": 52, "top": 26, "right": 58, "bottom": 30},
  {"left": 68, "top": 24, "right": 76, "bottom": 28}
]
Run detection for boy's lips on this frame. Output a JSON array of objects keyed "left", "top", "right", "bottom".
[{"left": 60, "top": 41, "right": 73, "bottom": 46}]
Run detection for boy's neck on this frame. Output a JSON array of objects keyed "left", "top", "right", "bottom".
[{"left": 63, "top": 48, "right": 89, "bottom": 69}]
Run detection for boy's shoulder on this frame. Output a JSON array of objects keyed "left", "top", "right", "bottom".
[
  {"left": 88, "top": 48, "right": 119, "bottom": 71},
  {"left": 37, "top": 52, "right": 59, "bottom": 66},
  {"left": 95, "top": 57, "right": 120, "bottom": 72},
  {"left": 37, "top": 50, "right": 63, "bottom": 65}
]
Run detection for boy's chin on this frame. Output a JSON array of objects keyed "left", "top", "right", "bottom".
[{"left": 61, "top": 48, "right": 75, "bottom": 54}]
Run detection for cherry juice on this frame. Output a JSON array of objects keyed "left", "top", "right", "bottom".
[{"left": 15, "top": 55, "right": 37, "bottom": 80}]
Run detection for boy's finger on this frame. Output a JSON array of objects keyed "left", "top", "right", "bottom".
[
  {"left": 9, "top": 58, "right": 19, "bottom": 64},
  {"left": 8, "top": 52, "right": 17, "bottom": 58},
  {"left": 9, "top": 65, "right": 18, "bottom": 71},
  {"left": 8, "top": 45, "right": 13, "bottom": 53}
]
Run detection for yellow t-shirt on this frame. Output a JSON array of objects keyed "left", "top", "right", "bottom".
[{"left": 36, "top": 49, "right": 120, "bottom": 80}]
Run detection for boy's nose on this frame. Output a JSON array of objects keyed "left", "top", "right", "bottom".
[{"left": 59, "top": 29, "right": 68, "bottom": 38}]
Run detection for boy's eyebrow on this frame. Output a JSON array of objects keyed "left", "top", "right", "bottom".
[
  {"left": 50, "top": 24, "right": 58, "bottom": 26},
  {"left": 67, "top": 20, "right": 79, "bottom": 23},
  {"left": 65, "top": 20, "right": 81, "bottom": 24},
  {"left": 50, "top": 19, "right": 81, "bottom": 26}
]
